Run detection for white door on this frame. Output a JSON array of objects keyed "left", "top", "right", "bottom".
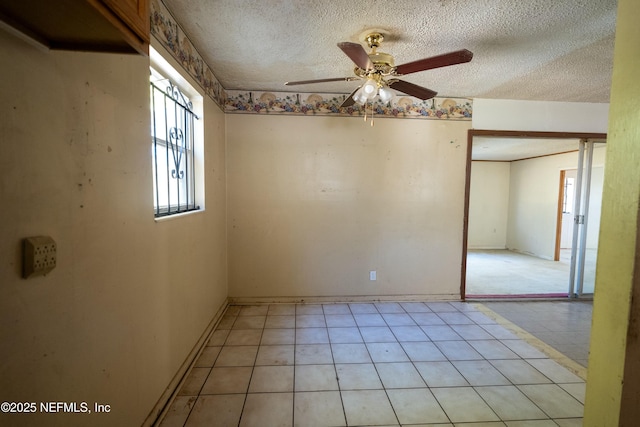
[{"left": 560, "top": 169, "right": 577, "bottom": 251}]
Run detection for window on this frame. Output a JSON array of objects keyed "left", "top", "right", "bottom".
[{"left": 149, "top": 48, "right": 203, "bottom": 218}]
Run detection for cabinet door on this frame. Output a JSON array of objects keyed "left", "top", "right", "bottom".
[{"left": 100, "top": 0, "right": 149, "bottom": 43}]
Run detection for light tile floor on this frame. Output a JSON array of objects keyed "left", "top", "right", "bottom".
[
  {"left": 159, "top": 302, "right": 585, "bottom": 426},
  {"left": 482, "top": 301, "right": 592, "bottom": 367}
]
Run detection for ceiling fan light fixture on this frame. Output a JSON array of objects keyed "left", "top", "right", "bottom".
[
  {"left": 378, "top": 86, "right": 394, "bottom": 103},
  {"left": 353, "top": 86, "right": 368, "bottom": 105},
  {"left": 362, "top": 78, "right": 378, "bottom": 98}
]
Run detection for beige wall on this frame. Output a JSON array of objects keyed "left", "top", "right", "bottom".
[
  {"left": 472, "top": 98, "right": 609, "bottom": 133},
  {"left": 0, "top": 31, "right": 227, "bottom": 427},
  {"left": 507, "top": 147, "right": 606, "bottom": 259},
  {"left": 227, "top": 114, "right": 470, "bottom": 300},
  {"left": 468, "top": 161, "right": 510, "bottom": 249}
]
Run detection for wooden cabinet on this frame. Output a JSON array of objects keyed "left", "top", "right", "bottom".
[
  {"left": 94, "top": 0, "right": 149, "bottom": 49},
  {"left": 0, "top": 0, "right": 149, "bottom": 55}
]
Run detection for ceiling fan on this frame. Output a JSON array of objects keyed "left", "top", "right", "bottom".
[{"left": 285, "top": 32, "right": 473, "bottom": 108}]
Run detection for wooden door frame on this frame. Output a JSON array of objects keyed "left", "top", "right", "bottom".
[
  {"left": 461, "top": 130, "right": 607, "bottom": 300},
  {"left": 555, "top": 168, "right": 582, "bottom": 262}
]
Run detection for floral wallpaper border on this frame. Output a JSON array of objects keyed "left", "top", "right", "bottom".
[
  {"left": 150, "top": 0, "right": 472, "bottom": 121},
  {"left": 150, "top": 0, "right": 227, "bottom": 105},
  {"left": 225, "top": 91, "right": 472, "bottom": 120}
]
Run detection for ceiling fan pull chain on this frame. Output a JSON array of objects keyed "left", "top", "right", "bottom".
[{"left": 371, "top": 102, "right": 375, "bottom": 127}]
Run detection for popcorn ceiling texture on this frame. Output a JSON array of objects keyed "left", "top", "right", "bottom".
[{"left": 160, "top": 0, "right": 616, "bottom": 103}]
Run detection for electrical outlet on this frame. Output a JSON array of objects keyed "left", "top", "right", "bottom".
[
  {"left": 369, "top": 270, "right": 377, "bottom": 281},
  {"left": 23, "top": 236, "right": 57, "bottom": 279}
]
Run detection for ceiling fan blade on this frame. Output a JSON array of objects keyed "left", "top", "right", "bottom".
[
  {"left": 285, "top": 77, "right": 357, "bottom": 86},
  {"left": 389, "top": 80, "right": 437, "bottom": 100},
  {"left": 337, "top": 42, "right": 373, "bottom": 70},
  {"left": 395, "top": 49, "right": 473, "bottom": 75},
  {"left": 339, "top": 87, "right": 360, "bottom": 108}
]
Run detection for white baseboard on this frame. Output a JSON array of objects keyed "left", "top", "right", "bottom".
[
  {"left": 228, "top": 294, "right": 461, "bottom": 305},
  {"left": 467, "top": 246, "right": 508, "bottom": 250}
]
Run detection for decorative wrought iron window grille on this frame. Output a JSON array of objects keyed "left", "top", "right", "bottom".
[{"left": 150, "top": 77, "right": 200, "bottom": 217}]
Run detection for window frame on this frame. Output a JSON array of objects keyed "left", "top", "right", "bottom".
[{"left": 149, "top": 46, "right": 204, "bottom": 220}]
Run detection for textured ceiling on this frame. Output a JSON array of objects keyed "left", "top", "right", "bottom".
[
  {"left": 473, "top": 137, "right": 582, "bottom": 161},
  {"left": 472, "top": 138, "right": 607, "bottom": 161},
  {"left": 161, "top": 0, "right": 617, "bottom": 103}
]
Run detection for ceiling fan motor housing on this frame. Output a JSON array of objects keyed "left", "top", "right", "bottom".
[
  {"left": 360, "top": 33, "right": 396, "bottom": 76},
  {"left": 354, "top": 52, "right": 395, "bottom": 79},
  {"left": 369, "top": 51, "right": 395, "bottom": 73}
]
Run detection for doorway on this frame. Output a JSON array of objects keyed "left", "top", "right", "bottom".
[
  {"left": 556, "top": 169, "right": 577, "bottom": 261},
  {"left": 461, "top": 130, "right": 607, "bottom": 299}
]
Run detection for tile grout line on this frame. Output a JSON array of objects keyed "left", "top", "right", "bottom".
[
  {"left": 322, "top": 304, "right": 349, "bottom": 427},
  {"left": 235, "top": 307, "right": 265, "bottom": 427},
  {"left": 365, "top": 303, "right": 403, "bottom": 426},
  {"left": 291, "top": 305, "right": 296, "bottom": 427}
]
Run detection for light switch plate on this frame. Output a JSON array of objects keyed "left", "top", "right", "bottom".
[{"left": 23, "top": 236, "right": 56, "bottom": 278}]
